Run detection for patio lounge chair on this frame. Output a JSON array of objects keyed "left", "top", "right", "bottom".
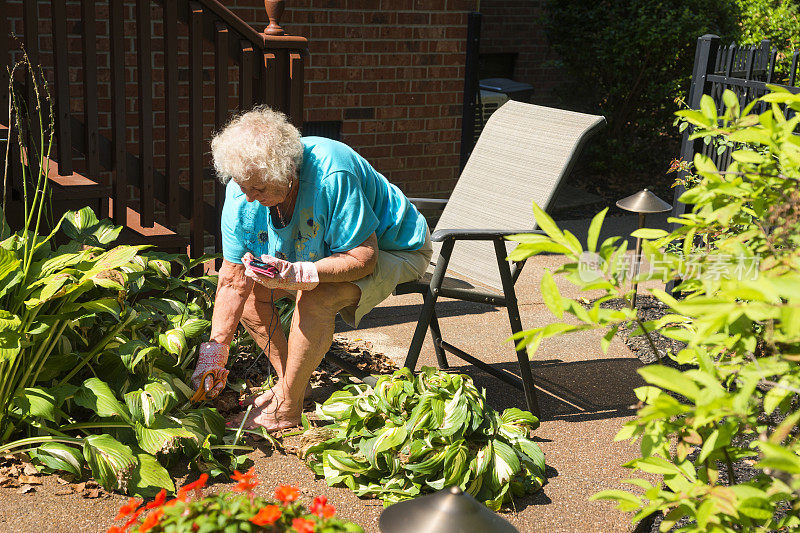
[{"left": 395, "top": 101, "right": 606, "bottom": 417}]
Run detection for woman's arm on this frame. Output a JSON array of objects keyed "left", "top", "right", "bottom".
[
  {"left": 209, "top": 259, "right": 254, "bottom": 345},
  {"left": 314, "top": 232, "right": 378, "bottom": 283}
]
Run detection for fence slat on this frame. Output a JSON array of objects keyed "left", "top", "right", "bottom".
[
  {"left": 51, "top": 0, "right": 72, "bottom": 176},
  {"left": 137, "top": 0, "right": 154, "bottom": 227},
  {"left": 263, "top": 50, "right": 289, "bottom": 112},
  {"left": 110, "top": 0, "right": 127, "bottom": 225},
  {"left": 164, "top": 0, "right": 179, "bottom": 227},
  {"left": 189, "top": 2, "right": 204, "bottom": 259},
  {"left": 81, "top": 0, "right": 100, "bottom": 183},
  {"left": 790, "top": 52, "right": 799, "bottom": 88},
  {"left": 214, "top": 22, "right": 229, "bottom": 260},
  {"left": 289, "top": 52, "right": 304, "bottom": 128},
  {"left": 240, "top": 41, "right": 254, "bottom": 110}
]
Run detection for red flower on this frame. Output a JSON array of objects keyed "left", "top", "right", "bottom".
[
  {"left": 274, "top": 484, "right": 300, "bottom": 503},
  {"left": 292, "top": 517, "right": 315, "bottom": 533},
  {"left": 231, "top": 466, "right": 260, "bottom": 493},
  {"left": 310, "top": 496, "right": 336, "bottom": 518},
  {"left": 114, "top": 497, "right": 143, "bottom": 520},
  {"left": 122, "top": 508, "right": 144, "bottom": 530},
  {"left": 107, "top": 527, "right": 123, "bottom": 533},
  {"left": 145, "top": 489, "right": 167, "bottom": 510},
  {"left": 178, "top": 473, "right": 208, "bottom": 495},
  {"left": 250, "top": 505, "right": 282, "bottom": 526},
  {"left": 139, "top": 509, "right": 164, "bottom": 532}
]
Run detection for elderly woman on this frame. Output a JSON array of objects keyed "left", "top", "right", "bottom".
[{"left": 191, "top": 107, "right": 432, "bottom": 431}]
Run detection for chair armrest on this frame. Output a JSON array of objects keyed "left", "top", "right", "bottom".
[
  {"left": 431, "top": 228, "right": 545, "bottom": 241},
  {"left": 409, "top": 197, "right": 448, "bottom": 210}
]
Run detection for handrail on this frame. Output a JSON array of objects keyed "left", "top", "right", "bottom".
[{"left": 189, "top": 0, "right": 308, "bottom": 50}]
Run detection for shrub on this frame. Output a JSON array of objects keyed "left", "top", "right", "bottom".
[
  {"left": 303, "top": 367, "right": 546, "bottom": 510},
  {"left": 542, "top": 0, "right": 741, "bottom": 183},
  {"left": 736, "top": 0, "right": 800, "bottom": 56},
  {"left": 507, "top": 88, "right": 800, "bottom": 531}
]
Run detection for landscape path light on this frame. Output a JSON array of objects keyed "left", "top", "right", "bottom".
[
  {"left": 615, "top": 188, "right": 672, "bottom": 309},
  {"left": 379, "top": 486, "right": 519, "bottom": 533}
]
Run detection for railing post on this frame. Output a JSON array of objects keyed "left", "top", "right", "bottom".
[
  {"left": 667, "top": 34, "right": 720, "bottom": 295},
  {"left": 671, "top": 34, "right": 720, "bottom": 222},
  {"left": 264, "top": 0, "right": 285, "bottom": 36}
]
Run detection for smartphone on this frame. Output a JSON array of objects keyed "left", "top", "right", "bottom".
[{"left": 248, "top": 259, "right": 279, "bottom": 277}]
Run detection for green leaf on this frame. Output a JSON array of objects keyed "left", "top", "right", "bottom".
[
  {"left": 586, "top": 208, "right": 607, "bottom": 252},
  {"left": 590, "top": 489, "right": 643, "bottom": 512},
  {"left": 540, "top": 271, "right": 563, "bottom": 318},
  {"left": 74, "top": 378, "right": 132, "bottom": 423},
  {"left": 181, "top": 318, "right": 210, "bottom": 338},
  {"left": 637, "top": 366, "right": 700, "bottom": 401},
  {"left": 158, "top": 328, "right": 187, "bottom": 358},
  {"left": 531, "top": 202, "right": 564, "bottom": 244},
  {"left": 29, "top": 443, "right": 85, "bottom": 477},
  {"left": 130, "top": 453, "right": 175, "bottom": 498},
  {"left": 630, "top": 228, "right": 669, "bottom": 239},
  {"left": 83, "top": 434, "right": 137, "bottom": 492},
  {"left": 373, "top": 424, "right": 408, "bottom": 455},
  {"left": 491, "top": 440, "right": 521, "bottom": 485},
  {"left": 135, "top": 416, "right": 198, "bottom": 456},
  {"left": 11, "top": 387, "right": 57, "bottom": 422},
  {"left": 699, "top": 94, "right": 718, "bottom": 121}
]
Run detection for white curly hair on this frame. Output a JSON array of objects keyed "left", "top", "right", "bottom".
[{"left": 210, "top": 106, "right": 303, "bottom": 187}]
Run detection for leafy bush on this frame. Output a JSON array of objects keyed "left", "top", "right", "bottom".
[
  {"left": 110, "top": 470, "right": 362, "bottom": 533},
  {"left": 735, "top": 0, "right": 800, "bottom": 57},
  {"left": 542, "top": 0, "right": 741, "bottom": 182},
  {"left": 0, "top": 54, "right": 256, "bottom": 496},
  {"left": 303, "top": 367, "right": 546, "bottom": 510},
  {"left": 507, "top": 88, "right": 800, "bottom": 531}
]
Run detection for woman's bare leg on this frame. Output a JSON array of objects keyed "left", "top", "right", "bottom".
[{"left": 243, "top": 281, "right": 360, "bottom": 430}]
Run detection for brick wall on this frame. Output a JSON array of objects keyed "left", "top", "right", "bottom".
[
  {"left": 227, "top": 0, "right": 477, "bottom": 197},
  {"left": 478, "top": 0, "right": 564, "bottom": 106}
]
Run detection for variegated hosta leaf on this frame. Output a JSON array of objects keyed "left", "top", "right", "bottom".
[
  {"left": 499, "top": 407, "right": 539, "bottom": 439},
  {"left": 180, "top": 318, "right": 210, "bottom": 338},
  {"left": 316, "top": 389, "right": 358, "bottom": 420},
  {"left": 492, "top": 440, "right": 521, "bottom": 486},
  {"left": 130, "top": 452, "right": 175, "bottom": 498},
  {"left": 74, "top": 378, "right": 132, "bottom": 423},
  {"left": 306, "top": 366, "right": 547, "bottom": 509},
  {"left": 135, "top": 416, "right": 198, "bottom": 456},
  {"left": 158, "top": 328, "right": 187, "bottom": 357},
  {"left": 11, "top": 387, "right": 57, "bottom": 422},
  {"left": 125, "top": 390, "right": 158, "bottom": 426},
  {"left": 0, "top": 310, "right": 22, "bottom": 331},
  {"left": 29, "top": 443, "right": 85, "bottom": 477},
  {"left": 83, "top": 434, "right": 136, "bottom": 493},
  {"left": 0, "top": 246, "right": 20, "bottom": 282}
]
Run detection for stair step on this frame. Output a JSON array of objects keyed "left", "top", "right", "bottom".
[{"left": 107, "top": 199, "right": 188, "bottom": 251}]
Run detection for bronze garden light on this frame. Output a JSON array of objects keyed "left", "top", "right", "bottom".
[
  {"left": 616, "top": 189, "right": 672, "bottom": 308},
  {"left": 379, "top": 486, "right": 519, "bottom": 533}
]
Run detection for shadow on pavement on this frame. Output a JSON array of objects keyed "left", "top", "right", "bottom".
[
  {"left": 335, "top": 299, "right": 498, "bottom": 332},
  {"left": 445, "top": 357, "right": 646, "bottom": 422}
]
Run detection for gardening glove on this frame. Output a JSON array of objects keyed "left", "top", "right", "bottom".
[
  {"left": 243, "top": 253, "right": 319, "bottom": 291},
  {"left": 191, "top": 341, "right": 230, "bottom": 397}
]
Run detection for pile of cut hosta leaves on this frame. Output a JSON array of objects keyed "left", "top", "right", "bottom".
[{"left": 303, "top": 367, "right": 546, "bottom": 510}]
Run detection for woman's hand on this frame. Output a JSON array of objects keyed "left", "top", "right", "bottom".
[
  {"left": 191, "top": 341, "right": 230, "bottom": 395},
  {"left": 243, "top": 252, "right": 319, "bottom": 291}
]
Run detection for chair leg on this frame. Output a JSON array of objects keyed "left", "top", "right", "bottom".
[
  {"left": 506, "top": 296, "right": 541, "bottom": 417},
  {"left": 429, "top": 309, "right": 448, "bottom": 369},
  {"left": 404, "top": 288, "right": 439, "bottom": 371},
  {"left": 494, "top": 239, "right": 541, "bottom": 418},
  {"left": 404, "top": 240, "right": 454, "bottom": 371}
]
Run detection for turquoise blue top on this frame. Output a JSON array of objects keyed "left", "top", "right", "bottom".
[{"left": 220, "top": 137, "right": 428, "bottom": 264}]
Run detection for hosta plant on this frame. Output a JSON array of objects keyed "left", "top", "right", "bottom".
[
  {"left": 507, "top": 87, "right": 800, "bottom": 531},
  {"left": 303, "top": 367, "right": 546, "bottom": 510},
  {"left": 110, "top": 469, "right": 362, "bottom": 533},
  {"left": 0, "top": 54, "right": 258, "bottom": 496}
]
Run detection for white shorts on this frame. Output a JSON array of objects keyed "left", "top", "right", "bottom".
[{"left": 341, "top": 230, "right": 433, "bottom": 327}]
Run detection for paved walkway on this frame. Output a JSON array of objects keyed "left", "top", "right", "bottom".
[{"left": 0, "top": 215, "right": 665, "bottom": 533}]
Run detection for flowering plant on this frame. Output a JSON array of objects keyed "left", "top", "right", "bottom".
[{"left": 109, "top": 469, "right": 362, "bottom": 533}]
